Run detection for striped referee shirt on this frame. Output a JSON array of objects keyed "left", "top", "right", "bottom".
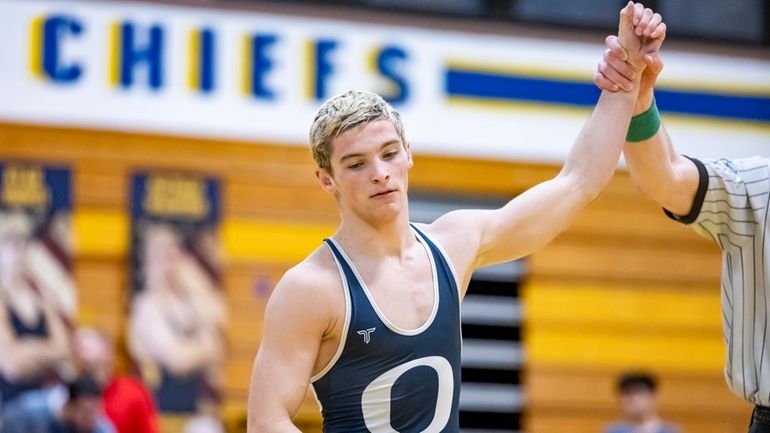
[{"left": 665, "top": 156, "right": 770, "bottom": 405}]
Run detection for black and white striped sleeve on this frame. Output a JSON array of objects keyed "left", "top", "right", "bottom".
[{"left": 664, "top": 156, "right": 769, "bottom": 246}]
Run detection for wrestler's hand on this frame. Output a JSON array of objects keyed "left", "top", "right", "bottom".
[
  {"left": 597, "top": 2, "right": 666, "bottom": 112},
  {"left": 595, "top": 35, "right": 664, "bottom": 113}
]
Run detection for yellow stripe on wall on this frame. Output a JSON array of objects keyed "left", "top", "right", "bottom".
[
  {"left": 223, "top": 219, "right": 335, "bottom": 262},
  {"left": 187, "top": 30, "right": 200, "bottom": 91},
  {"left": 29, "top": 16, "right": 44, "bottom": 78},
  {"left": 240, "top": 35, "right": 251, "bottom": 95},
  {"left": 73, "top": 210, "right": 129, "bottom": 256},
  {"left": 73, "top": 209, "right": 334, "bottom": 262},
  {"left": 366, "top": 46, "right": 378, "bottom": 75},
  {"left": 524, "top": 283, "right": 722, "bottom": 330},
  {"left": 303, "top": 39, "right": 314, "bottom": 101},
  {"left": 446, "top": 59, "right": 589, "bottom": 83},
  {"left": 367, "top": 46, "right": 397, "bottom": 97},
  {"left": 446, "top": 96, "right": 593, "bottom": 118},
  {"left": 108, "top": 21, "right": 121, "bottom": 87},
  {"left": 527, "top": 327, "right": 725, "bottom": 371},
  {"left": 523, "top": 282, "right": 725, "bottom": 371}
]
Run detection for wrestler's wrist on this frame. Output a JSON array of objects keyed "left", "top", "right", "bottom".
[{"left": 634, "top": 90, "right": 654, "bottom": 116}]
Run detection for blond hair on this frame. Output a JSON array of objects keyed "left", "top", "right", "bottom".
[{"left": 309, "top": 90, "right": 406, "bottom": 173}]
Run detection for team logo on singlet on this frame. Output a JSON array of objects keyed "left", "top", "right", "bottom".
[{"left": 357, "top": 327, "right": 376, "bottom": 344}]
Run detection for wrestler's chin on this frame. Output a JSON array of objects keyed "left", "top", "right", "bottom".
[{"left": 359, "top": 198, "right": 408, "bottom": 226}]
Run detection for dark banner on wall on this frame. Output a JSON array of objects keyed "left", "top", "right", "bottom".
[
  {"left": 0, "top": 162, "right": 74, "bottom": 403},
  {"left": 0, "top": 162, "right": 74, "bottom": 320},
  {"left": 127, "top": 171, "right": 226, "bottom": 414}
]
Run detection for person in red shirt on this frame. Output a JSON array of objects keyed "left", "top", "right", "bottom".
[{"left": 75, "top": 327, "right": 160, "bottom": 433}]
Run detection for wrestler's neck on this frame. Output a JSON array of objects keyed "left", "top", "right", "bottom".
[{"left": 335, "top": 207, "right": 415, "bottom": 260}]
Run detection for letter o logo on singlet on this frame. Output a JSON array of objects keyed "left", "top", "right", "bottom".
[{"left": 360, "top": 356, "right": 453, "bottom": 433}]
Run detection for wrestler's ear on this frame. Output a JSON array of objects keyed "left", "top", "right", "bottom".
[
  {"left": 405, "top": 141, "right": 413, "bottom": 168},
  {"left": 316, "top": 167, "right": 336, "bottom": 193}
]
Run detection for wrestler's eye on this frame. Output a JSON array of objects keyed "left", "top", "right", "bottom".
[{"left": 347, "top": 161, "right": 364, "bottom": 170}]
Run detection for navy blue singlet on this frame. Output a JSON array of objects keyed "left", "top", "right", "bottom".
[{"left": 312, "top": 224, "right": 462, "bottom": 433}]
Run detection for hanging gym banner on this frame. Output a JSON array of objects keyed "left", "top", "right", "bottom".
[
  {"left": 2, "top": 0, "right": 768, "bottom": 163},
  {"left": 0, "top": 162, "right": 75, "bottom": 323},
  {"left": 127, "top": 171, "right": 226, "bottom": 414},
  {"left": 0, "top": 161, "right": 74, "bottom": 403}
]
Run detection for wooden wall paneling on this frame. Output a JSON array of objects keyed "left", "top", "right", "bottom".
[
  {"left": 530, "top": 239, "right": 721, "bottom": 284},
  {"left": 73, "top": 257, "right": 127, "bottom": 338},
  {"left": 525, "top": 409, "right": 748, "bottom": 433},
  {"left": 526, "top": 366, "right": 750, "bottom": 415},
  {"left": 0, "top": 121, "right": 739, "bottom": 432},
  {"left": 225, "top": 181, "right": 337, "bottom": 221}
]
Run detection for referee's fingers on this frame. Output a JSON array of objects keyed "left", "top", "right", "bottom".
[
  {"left": 599, "top": 59, "right": 633, "bottom": 91},
  {"left": 605, "top": 35, "right": 628, "bottom": 61},
  {"left": 605, "top": 49, "right": 636, "bottom": 81}
]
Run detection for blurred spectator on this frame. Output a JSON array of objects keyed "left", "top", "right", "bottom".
[
  {"left": 0, "top": 374, "right": 114, "bottom": 433},
  {"left": 0, "top": 212, "right": 70, "bottom": 405},
  {"left": 128, "top": 224, "right": 225, "bottom": 414},
  {"left": 604, "top": 372, "right": 680, "bottom": 433},
  {"left": 75, "top": 328, "right": 160, "bottom": 433}
]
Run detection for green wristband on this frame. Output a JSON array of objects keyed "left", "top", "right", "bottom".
[{"left": 626, "top": 98, "right": 661, "bottom": 142}]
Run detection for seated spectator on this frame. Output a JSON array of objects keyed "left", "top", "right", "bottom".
[
  {"left": 604, "top": 372, "right": 680, "bottom": 433},
  {"left": 75, "top": 328, "right": 160, "bottom": 433},
  {"left": 1, "top": 374, "right": 114, "bottom": 433},
  {"left": 0, "top": 213, "right": 70, "bottom": 406}
]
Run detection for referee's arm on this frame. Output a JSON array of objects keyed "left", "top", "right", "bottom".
[
  {"left": 595, "top": 37, "right": 701, "bottom": 217},
  {"left": 622, "top": 119, "right": 701, "bottom": 217}
]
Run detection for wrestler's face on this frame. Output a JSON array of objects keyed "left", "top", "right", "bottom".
[{"left": 317, "top": 119, "right": 413, "bottom": 224}]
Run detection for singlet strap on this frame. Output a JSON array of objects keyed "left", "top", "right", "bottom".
[
  {"left": 409, "top": 223, "right": 462, "bottom": 297},
  {"left": 311, "top": 239, "right": 353, "bottom": 383}
]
